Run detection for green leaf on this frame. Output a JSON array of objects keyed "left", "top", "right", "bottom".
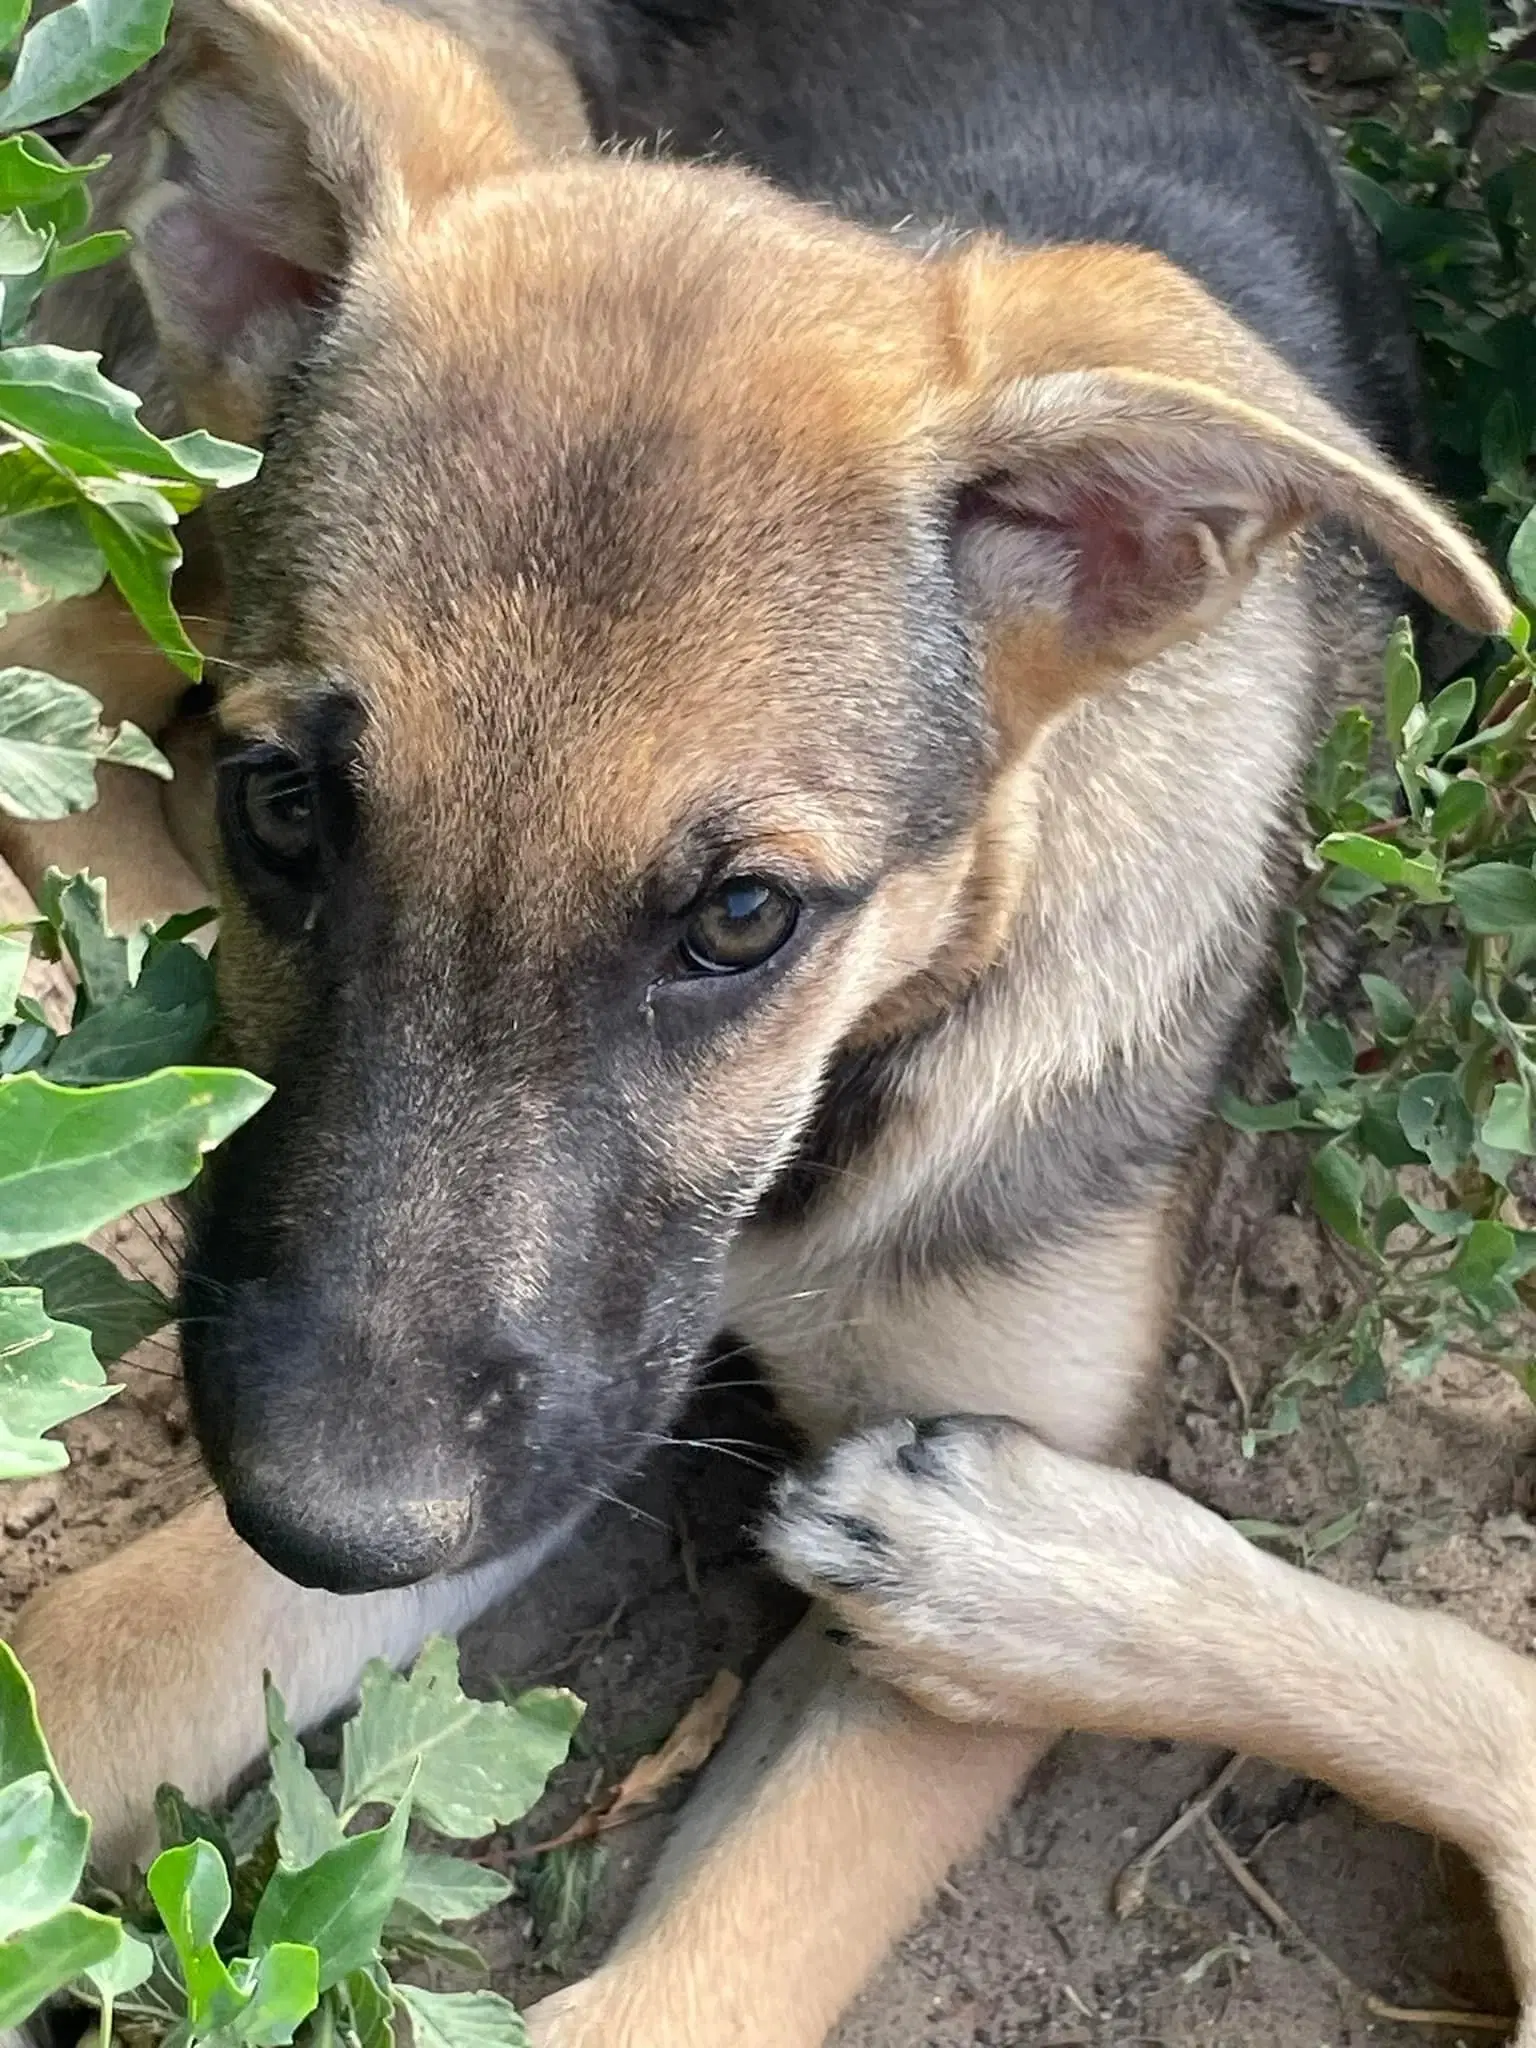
[
  {"left": 1219, "top": 1090, "right": 1312, "bottom": 1133},
  {"left": 147, "top": 1839, "right": 243, "bottom": 2030},
  {"left": 1447, "top": 1219, "right": 1520, "bottom": 1316},
  {"left": 381, "top": 1901, "right": 488, "bottom": 1982},
  {"left": 1399, "top": 1327, "right": 1451, "bottom": 1381},
  {"left": 1512, "top": 506, "right": 1536, "bottom": 609},
  {"left": 1398, "top": 1071, "right": 1475, "bottom": 1181},
  {"left": 1447, "top": 861, "right": 1536, "bottom": 934},
  {"left": 1360, "top": 973, "right": 1417, "bottom": 1044},
  {"left": 249, "top": 1790, "right": 411, "bottom": 1992},
  {"left": 1402, "top": 1195, "right": 1473, "bottom": 1238},
  {"left": 1429, "top": 776, "right": 1488, "bottom": 843},
  {"left": 0, "top": 134, "right": 93, "bottom": 235},
  {"left": 1400, "top": 8, "right": 1449, "bottom": 68},
  {"left": 342, "top": 1967, "right": 396, "bottom": 2048},
  {"left": 0, "top": 346, "right": 201, "bottom": 480},
  {"left": 0, "top": 1283, "right": 114, "bottom": 1478},
  {"left": 1306, "top": 705, "right": 1373, "bottom": 823},
  {"left": 0, "top": 209, "right": 54, "bottom": 346},
  {"left": 0, "top": 1641, "right": 89, "bottom": 1942},
  {"left": 340, "top": 1638, "right": 582, "bottom": 1839},
  {"left": 45, "top": 228, "right": 130, "bottom": 282},
  {"left": 1482, "top": 1081, "right": 1536, "bottom": 1156},
  {"left": 392, "top": 1985, "right": 529, "bottom": 2048},
  {"left": 525, "top": 1842, "right": 607, "bottom": 1974},
  {"left": 1288, "top": 1018, "right": 1357, "bottom": 1090},
  {"left": 0, "top": 1903, "right": 121, "bottom": 2029},
  {"left": 0, "top": 0, "right": 172, "bottom": 134},
  {"left": 1316, "top": 832, "right": 1443, "bottom": 901},
  {"left": 163, "top": 429, "right": 262, "bottom": 491},
  {"left": 82, "top": 1927, "right": 154, "bottom": 2000},
  {"left": 1480, "top": 390, "right": 1528, "bottom": 499},
  {"left": 1309, "top": 1505, "right": 1366, "bottom": 1556},
  {"left": 1358, "top": 1093, "right": 1421, "bottom": 1169},
  {"left": 1318, "top": 865, "right": 1384, "bottom": 911},
  {"left": 1445, "top": 0, "right": 1490, "bottom": 64},
  {"left": 230, "top": 1943, "right": 320, "bottom": 2046},
  {"left": 2, "top": 1241, "right": 171, "bottom": 1362},
  {"left": 1318, "top": 831, "right": 1402, "bottom": 883},
  {"left": 0, "top": 669, "right": 169, "bottom": 820},
  {"left": 35, "top": 866, "right": 137, "bottom": 1006},
  {"left": 1415, "top": 674, "right": 1478, "bottom": 760},
  {"left": 1383, "top": 616, "right": 1421, "bottom": 752},
  {"left": 0, "top": 1773, "right": 54, "bottom": 1878},
  {"left": 1276, "top": 906, "right": 1306, "bottom": 1023},
  {"left": 45, "top": 938, "right": 215, "bottom": 1082},
  {"left": 0, "top": 503, "right": 105, "bottom": 616},
  {"left": 80, "top": 492, "right": 199, "bottom": 677},
  {"left": 1310, "top": 1140, "right": 1369, "bottom": 1251},
  {"left": 0, "top": 1066, "right": 272, "bottom": 1259},
  {"left": 0, "top": 925, "right": 29, "bottom": 1014},
  {"left": 102, "top": 713, "right": 176, "bottom": 776},
  {"left": 396, "top": 1855, "right": 513, "bottom": 1925},
  {"left": 264, "top": 1680, "right": 344, "bottom": 1872}
]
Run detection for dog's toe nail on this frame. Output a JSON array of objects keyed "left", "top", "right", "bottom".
[{"left": 896, "top": 1415, "right": 951, "bottom": 1477}]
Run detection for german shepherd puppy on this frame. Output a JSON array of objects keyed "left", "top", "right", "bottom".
[{"left": 7, "top": 3, "right": 1536, "bottom": 2043}]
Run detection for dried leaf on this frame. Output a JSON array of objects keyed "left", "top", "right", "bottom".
[{"left": 518, "top": 1671, "right": 740, "bottom": 1857}]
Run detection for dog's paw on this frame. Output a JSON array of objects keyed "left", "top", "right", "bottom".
[{"left": 764, "top": 1415, "right": 1034, "bottom": 1721}]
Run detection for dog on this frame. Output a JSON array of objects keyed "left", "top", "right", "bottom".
[{"left": 6, "top": 2, "right": 1536, "bottom": 2044}]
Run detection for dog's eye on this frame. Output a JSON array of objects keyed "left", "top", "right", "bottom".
[
  {"left": 234, "top": 756, "right": 317, "bottom": 869},
  {"left": 681, "top": 878, "right": 800, "bottom": 973}
]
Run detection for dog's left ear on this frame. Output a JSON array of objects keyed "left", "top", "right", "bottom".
[
  {"left": 126, "top": 0, "right": 582, "bottom": 442},
  {"left": 937, "top": 247, "right": 1510, "bottom": 702}
]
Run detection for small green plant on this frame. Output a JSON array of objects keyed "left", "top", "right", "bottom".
[
  {"left": 0, "top": 1633, "right": 582, "bottom": 2047},
  {"left": 1342, "top": 0, "right": 1536, "bottom": 558},
  {"left": 1219, "top": 2, "right": 1536, "bottom": 1440},
  {"left": 0, "top": 0, "right": 268, "bottom": 1479},
  {"left": 1225, "top": 526, "right": 1536, "bottom": 1441}
]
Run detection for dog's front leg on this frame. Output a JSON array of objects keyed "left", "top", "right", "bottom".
[
  {"left": 0, "top": 580, "right": 219, "bottom": 924},
  {"left": 769, "top": 1415, "right": 1536, "bottom": 2039},
  {"left": 6, "top": 1494, "right": 530, "bottom": 1881},
  {"left": 526, "top": 1617, "right": 1047, "bottom": 2048},
  {"left": 525, "top": 1216, "right": 1186, "bottom": 2048}
]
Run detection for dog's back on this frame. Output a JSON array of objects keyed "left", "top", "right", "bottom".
[{"left": 572, "top": 0, "right": 1419, "bottom": 462}]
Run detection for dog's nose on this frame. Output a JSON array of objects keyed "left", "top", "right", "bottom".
[{"left": 223, "top": 1484, "right": 478, "bottom": 1592}]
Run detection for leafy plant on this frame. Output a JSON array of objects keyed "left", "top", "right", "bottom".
[
  {"left": 1342, "top": 0, "right": 1536, "bottom": 559},
  {"left": 1217, "top": 2, "right": 1536, "bottom": 1438},
  {"left": 1225, "top": 528, "right": 1536, "bottom": 1439},
  {"left": 0, "top": 1634, "right": 582, "bottom": 2047},
  {"left": 0, "top": 0, "right": 269, "bottom": 1478}
]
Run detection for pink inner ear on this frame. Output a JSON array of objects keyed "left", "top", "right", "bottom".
[
  {"left": 139, "top": 190, "right": 326, "bottom": 355},
  {"left": 954, "top": 476, "right": 1175, "bottom": 639}
]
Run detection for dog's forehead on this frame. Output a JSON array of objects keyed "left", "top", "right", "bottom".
[{"left": 230, "top": 175, "right": 962, "bottom": 896}]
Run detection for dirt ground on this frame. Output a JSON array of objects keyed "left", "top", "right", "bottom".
[{"left": 6, "top": 10, "right": 1536, "bottom": 2043}]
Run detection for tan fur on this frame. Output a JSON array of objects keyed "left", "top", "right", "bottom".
[
  {"left": 6, "top": 7, "right": 1536, "bottom": 2047},
  {"left": 0, "top": 582, "right": 218, "bottom": 923}
]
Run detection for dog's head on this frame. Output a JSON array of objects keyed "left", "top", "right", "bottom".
[{"left": 143, "top": 0, "right": 1508, "bottom": 1591}]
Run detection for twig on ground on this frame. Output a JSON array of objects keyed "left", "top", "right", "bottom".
[
  {"left": 1201, "top": 1816, "right": 1515, "bottom": 2036},
  {"left": 1363, "top": 1997, "right": 1514, "bottom": 2033},
  {"left": 1176, "top": 1315, "right": 1253, "bottom": 1427},
  {"left": 1113, "top": 1754, "right": 1248, "bottom": 1918}
]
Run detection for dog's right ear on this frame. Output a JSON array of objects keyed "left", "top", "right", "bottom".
[{"left": 128, "top": 0, "right": 582, "bottom": 442}]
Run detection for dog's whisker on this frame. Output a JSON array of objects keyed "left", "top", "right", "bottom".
[{"left": 580, "top": 1484, "right": 669, "bottom": 1532}]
